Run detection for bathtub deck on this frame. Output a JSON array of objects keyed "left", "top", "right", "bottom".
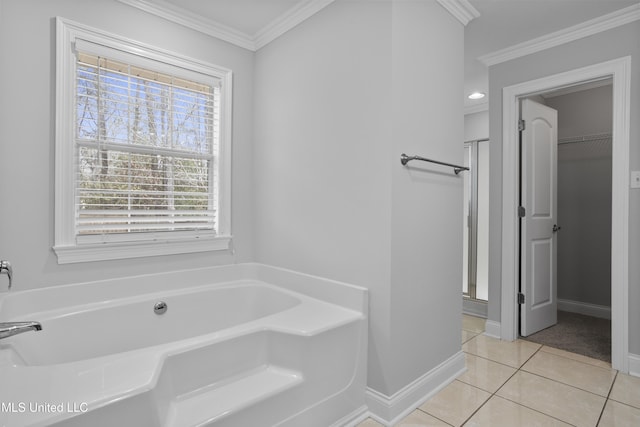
[{"left": 166, "top": 365, "right": 303, "bottom": 427}]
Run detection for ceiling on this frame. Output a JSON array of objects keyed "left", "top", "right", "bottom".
[
  {"left": 130, "top": 0, "right": 638, "bottom": 110},
  {"left": 464, "top": 0, "right": 639, "bottom": 110}
]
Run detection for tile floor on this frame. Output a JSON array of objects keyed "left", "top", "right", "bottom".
[{"left": 357, "top": 314, "right": 640, "bottom": 427}]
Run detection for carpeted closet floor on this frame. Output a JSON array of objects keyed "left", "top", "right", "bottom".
[{"left": 523, "top": 311, "right": 611, "bottom": 363}]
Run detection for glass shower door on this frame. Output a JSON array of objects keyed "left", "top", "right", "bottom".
[{"left": 463, "top": 139, "right": 489, "bottom": 301}]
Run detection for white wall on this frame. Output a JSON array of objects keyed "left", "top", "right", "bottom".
[
  {"left": 388, "top": 0, "right": 464, "bottom": 393},
  {"left": 546, "top": 84, "right": 613, "bottom": 139},
  {"left": 254, "top": 0, "right": 394, "bottom": 395},
  {"left": 545, "top": 85, "right": 612, "bottom": 308},
  {"left": 464, "top": 110, "right": 488, "bottom": 142},
  {"left": 0, "top": 0, "right": 466, "bottom": 405},
  {"left": 0, "top": 0, "right": 255, "bottom": 290},
  {"left": 487, "top": 22, "right": 640, "bottom": 354},
  {"left": 254, "top": 0, "right": 463, "bottom": 397}
]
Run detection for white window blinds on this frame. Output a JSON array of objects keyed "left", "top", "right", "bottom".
[{"left": 74, "top": 49, "right": 221, "bottom": 243}]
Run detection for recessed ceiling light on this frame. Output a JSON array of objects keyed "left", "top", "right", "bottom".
[{"left": 468, "top": 92, "right": 486, "bottom": 100}]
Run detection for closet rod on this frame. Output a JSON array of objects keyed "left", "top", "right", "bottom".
[
  {"left": 558, "top": 133, "right": 612, "bottom": 145},
  {"left": 400, "top": 153, "right": 469, "bottom": 175}
]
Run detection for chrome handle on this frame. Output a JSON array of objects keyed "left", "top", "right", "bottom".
[
  {"left": 0, "top": 260, "right": 12, "bottom": 290},
  {"left": 553, "top": 224, "right": 562, "bottom": 233}
]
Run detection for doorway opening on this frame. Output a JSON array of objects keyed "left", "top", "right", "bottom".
[
  {"left": 500, "top": 57, "right": 631, "bottom": 373},
  {"left": 518, "top": 81, "right": 613, "bottom": 363},
  {"left": 463, "top": 138, "right": 489, "bottom": 318}
]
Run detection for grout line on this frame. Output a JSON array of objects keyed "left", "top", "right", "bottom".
[
  {"left": 520, "top": 346, "right": 617, "bottom": 398},
  {"left": 461, "top": 344, "right": 585, "bottom": 426},
  {"left": 517, "top": 348, "right": 615, "bottom": 398},
  {"left": 462, "top": 340, "right": 540, "bottom": 370},
  {"left": 595, "top": 371, "right": 618, "bottom": 426},
  {"left": 454, "top": 329, "right": 616, "bottom": 426},
  {"left": 415, "top": 407, "right": 455, "bottom": 426},
  {"left": 459, "top": 346, "right": 535, "bottom": 426},
  {"left": 493, "top": 395, "right": 579, "bottom": 426},
  {"left": 520, "top": 369, "right": 611, "bottom": 400},
  {"left": 425, "top": 380, "right": 492, "bottom": 426},
  {"left": 489, "top": 347, "right": 579, "bottom": 426},
  {"left": 537, "top": 345, "right": 613, "bottom": 369},
  {"left": 362, "top": 325, "right": 618, "bottom": 427},
  {"left": 461, "top": 351, "right": 520, "bottom": 372},
  {"left": 519, "top": 342, "right": 544, "bottom": 367},
  {"left": 459, "top": 376, "right": 518, "bottom": 425}
]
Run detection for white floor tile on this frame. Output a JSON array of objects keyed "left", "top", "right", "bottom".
[
  {"left": 497, "top": 371, "right": 606, "bottom": 427},
  {"left": 419, "top": 380, "right": 490, "bottom": 426}
]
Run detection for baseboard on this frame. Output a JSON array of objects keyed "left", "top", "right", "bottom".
[
  {"left": 332, "top": 405, "right": 369, "bottom": 427},
  {"left": 463, "top": 298, "right": 488, "bottom": 318},
  {"left": 365, "top": 351, "right": 465, "bottom": 426},
  {"left": 484, "top": 320, "right": 501, "bottom": 339},
  {"left": 558, "top": 299, "right": 611, "bottom": 320},
  {"left": 629, "top": 353, "right": 640, "bottom": 378}
]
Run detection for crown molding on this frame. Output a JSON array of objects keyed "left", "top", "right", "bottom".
[
  {"left": 479, "top": 3, "right": 640, "bottom": 66},
  {"left": 117, "top": 0, "right": 336, "bottom": 52},
  {"left": 255, "top": 0, "right": 336, "bottom": 50},
  {"left": 117, "top": 0, "right": 256, "bottom": 50},
  {"left": 436, "top": 0, "right": 480, "bottom": 26},
  {"left": 464, "top": 102, "right": 488, "bottom": 115}
]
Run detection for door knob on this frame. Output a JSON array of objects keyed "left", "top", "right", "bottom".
[{"left": 552, "top": 224, "right": 561, "bottom": 233}]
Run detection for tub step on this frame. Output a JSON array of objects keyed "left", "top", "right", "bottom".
[{"left": 165, "top": 365, "right": 303, "bottom": 427}]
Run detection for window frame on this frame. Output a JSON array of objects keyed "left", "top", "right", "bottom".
[{"left": 54, "top": 17, "right": 232, "bottom": 264}]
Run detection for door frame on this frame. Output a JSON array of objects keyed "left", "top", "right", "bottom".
[
  {"left": 463, "top": 141, "right": 478, "bottom": 300},
  {"left": 500, "top": 56, "right": 631, "bottom": 372}
]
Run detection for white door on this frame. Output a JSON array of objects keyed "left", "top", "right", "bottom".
[{"left": 520, "top": 99, "right": 558, "bottom": 336}]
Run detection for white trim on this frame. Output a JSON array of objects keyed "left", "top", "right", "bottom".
[
  {"left": 365, "top": 351, "right": 465, "bottom": 425},
  {"left": 500, "top": 57, "right": 631, "bottom": 373},
  {"left": 557, "top": 299, "right": 611, "bottom": 320},
  {"left": 116, "top": 0, "right": 336, "bottom": 52},
  {"left": 254, "top": 0, "right": 336, "bottom": 50},
  {"left": 464, "top": 102, "right": 489, "bottom": 115},
  {"left": 480, "top": 4, "right": 640, "bottom": 66},
  {"left": 55, "top": 17, "right": 233, "bottom": 263},
  {"left": 542, "top": 78, "right": 612, "bottom": 99},
  {"left": 116, "top": 0, "right": 255, "bottom": 50},
  {"left": 331, "top": 405, "right": 369, "bottom": 427},
  {"left": 436, "top": 0, "right": 480, "bottom": 26},
  {"left": 629, "top": 353, "right": 640, "bottom": 378},
  {"left": 484, "top": 320, "right": 501, "bottom": 339},
  {"left": 53, "top": 236, "right": 231, "bottom": 264}
]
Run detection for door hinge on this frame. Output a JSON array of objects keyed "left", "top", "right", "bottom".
[
  {"left": 518, "top": 206, "right": 526, "bottom": 217},
  {"left": 518, "top": 119, "right": 525, "bottom": 131},
  {"left": 518, "top": 293, "right": 525, "bottom": 304}
]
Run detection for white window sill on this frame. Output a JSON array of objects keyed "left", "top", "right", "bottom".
[{"left": 53, "top": 235, "right": 231, "bottom": 264}]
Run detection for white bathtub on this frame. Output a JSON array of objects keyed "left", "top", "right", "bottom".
[{"left": 0, "top": 263, "right": 368, "bottom": 427}]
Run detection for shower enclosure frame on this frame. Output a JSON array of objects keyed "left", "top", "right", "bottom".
[{"left": 463, "top": 138, "right": 489, "bottom": 303}]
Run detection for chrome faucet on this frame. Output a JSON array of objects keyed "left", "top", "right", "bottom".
[
  {"left": 0, "top": 260, "right": 12, "bottom": 290},
  {"left": 0, "top": 321, "right": 42, "bottom": 340}
]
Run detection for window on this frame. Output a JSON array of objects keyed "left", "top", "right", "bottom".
[{"left": 55, "top": 18, "right": 232, "bottom": 263}]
